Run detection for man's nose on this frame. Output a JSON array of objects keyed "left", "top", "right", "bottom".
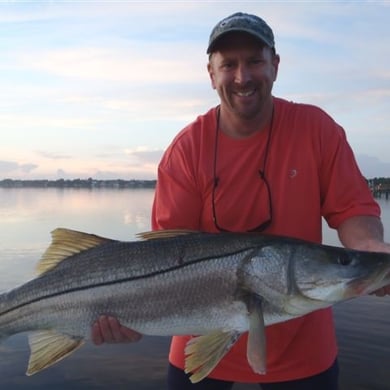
[{"left": 234, "top": 64, "right": 251, "bottom": 84}]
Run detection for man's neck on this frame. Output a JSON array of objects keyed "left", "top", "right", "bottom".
[{"left": 218, "top": 101, "right": 274, "bottom": 139}]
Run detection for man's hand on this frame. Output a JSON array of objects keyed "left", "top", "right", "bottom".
[
  {"left": 371, "top": 285, "right": 390, "bottom": 297},
  {"left": 337, "top": 216, "right": 390, "bottom": 298},
  {"left": 91, "top": 316, "right": 142, "bottom": 345},
  {"left": 367, "top": 242, "right": 390, "bottom": 297}
]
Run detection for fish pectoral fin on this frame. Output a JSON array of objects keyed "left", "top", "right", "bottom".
[
  {"left": 27, "top": 330, "right": 84, "bottom": 375},
  {"left": 37, "top": 228, "right": 114, "bottom": 274},
  {"left": 184, "top": 330, "right": 240, "bottom": 383},
  {"left": 247, "top": 295, "right": 267, "bottom": 375}
]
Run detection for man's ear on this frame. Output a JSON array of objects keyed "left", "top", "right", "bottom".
[
  {"left": 207, "top": 62, "right": 217, "bottom": 90},
  {"left": 272, "top": 53, "right": 280, "bottom": 82}
]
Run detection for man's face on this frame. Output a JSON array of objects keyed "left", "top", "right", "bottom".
[{"left": 208, "top": 33, "right": 279, "bottom": 120}]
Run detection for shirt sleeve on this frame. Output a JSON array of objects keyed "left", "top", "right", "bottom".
[
  {"left": 151, "top": 136, "right": 202, "bottom": 230},
  {"left": 319, "top": 120, "right": 380, "bottom": 228}
]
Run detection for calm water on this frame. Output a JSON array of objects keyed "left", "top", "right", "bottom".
[{"left": 0, "top": 188, "right": 389, "bottom": 390}]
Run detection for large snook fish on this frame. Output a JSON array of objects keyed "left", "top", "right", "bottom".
[{"left": 0, "top": 228, "right": 390, "bottom": 382}]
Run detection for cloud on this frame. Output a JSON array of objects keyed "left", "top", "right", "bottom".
[
  {"left": 0, "top": 161, "right": 19, "bottom": 173},
  {"left": 39, "top": 147, "right": 163, "bottom": 181},
  {"left": 14, "top": 44, "right": 206, "bottom": 85},
  {"left": 56, "top": 169, "right": 68, "bottom": 178},
  {"left": 0, "top": 113, "right": 99, "bottom": 131},
  {"left": 38, "top": 151, "right": 72, "bottom": 160},
  {"left": 125, "top": 147, "right": 164, "bottom": 167},
  {"left": 20, "top": 163, "right": 38, "bottom": 173},
  {"left": 83, "top": 147, "right": 164, "bottom": 180},
  {"left": 0, "top": 160, "right": 38, "bottom": 176},
  {"left": 93, "top": 165, "right": 157, "bottom": 181}
]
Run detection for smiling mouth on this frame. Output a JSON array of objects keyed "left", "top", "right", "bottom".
[{"left": 235, "top": 90, "right": 256, "bottom": 97}]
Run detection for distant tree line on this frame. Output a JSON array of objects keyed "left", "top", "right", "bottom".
[
  {"left": 368, "top": 177, "right": 390, "bottom": 188},
  {"left": 1, "top": 177, "right": 389, "bottom": 192},
  {"left": 368, "top": 177, "right": 390, "bottom": 199},
  {"left": 0, "top": 178, "right": 156, "bottom": 189}
]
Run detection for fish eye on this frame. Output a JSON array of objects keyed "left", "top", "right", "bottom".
[{"left": 337, "top": 253, "right": 352, "bottom": 266}]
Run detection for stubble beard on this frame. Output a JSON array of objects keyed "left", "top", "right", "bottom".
[{"left": 224, "top": 84, "right": 272, "bottom": 122}]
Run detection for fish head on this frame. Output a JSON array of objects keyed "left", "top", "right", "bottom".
[
  {"left": 242, "top": 239, "right": 390, "bottom": 319},
  {"left": 292, "top": 243, "right": 390, "bottom": 304}
]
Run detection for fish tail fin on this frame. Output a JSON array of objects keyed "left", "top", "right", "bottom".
[
  {"left": 27, "top": 330, "right": 84, "bottom": 375},
  {"left": 0, "top": 291, "right": 12, "bottom": 343}
]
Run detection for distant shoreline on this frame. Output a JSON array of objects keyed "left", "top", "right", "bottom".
[
  {"left": 1, "top": 178, "right": 389, "bottom": 194},
  {"left": 0, "top": 178, "right": 156, "bottom": 189}
]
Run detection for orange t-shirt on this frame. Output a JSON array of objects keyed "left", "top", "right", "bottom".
[{"left": 151, "top": 97, "right": 380, "bottom": 383}]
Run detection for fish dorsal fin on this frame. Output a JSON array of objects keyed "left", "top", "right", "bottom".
[
  {"left": 137, "top": 229, "right": 198, "bottom": 241},
  {"left": 184, "top": 330, "right": 240, "bottom": 383},
  {"left": 27, "top": 330, "right": 84, "bottom": 375},
  {"left": 37, "top": 228, "right": 113, "bottom": 275}
]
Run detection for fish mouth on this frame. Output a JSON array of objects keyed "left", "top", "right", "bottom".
[{"left": 344, "top": 267, "right": 390, "bottom": 298}]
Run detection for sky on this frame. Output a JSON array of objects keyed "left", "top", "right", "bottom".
[{"left": 0, "top": 1, "right": 389, "bottom": 180}]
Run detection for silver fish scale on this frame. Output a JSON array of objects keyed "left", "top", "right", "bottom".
[
  {"left": 0, "top": 235, "right": 262, "bottom": 337},
  {"left": 0, "top": 247, "right": 253, "bottom": 339},
  {"left": 2, "top": 233, "right": 265, "bottom": 308}
]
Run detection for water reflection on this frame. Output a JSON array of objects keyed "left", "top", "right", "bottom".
[{"left": 0, "top": 188, "right": 153, "bottom": 246}]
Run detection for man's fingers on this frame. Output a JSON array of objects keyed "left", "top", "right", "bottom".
[
  {"left": 91, "top": 315, "right": 142, "bottom": 345},
  {"left": 91, "top": 321, "right": 104, "bottom": 345},
  {"left": 120, "top": 325, "right": 142, "bottom": 342},
  {"left": 370, "top": 285, "right": 390, "bottom": 297},
  {"left": 97, "top": 315, "right": 116, "bottom": 342}
]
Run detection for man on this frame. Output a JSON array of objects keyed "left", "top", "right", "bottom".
[{"left": 92, "top": 12, "right": 390, "bottom": 389}]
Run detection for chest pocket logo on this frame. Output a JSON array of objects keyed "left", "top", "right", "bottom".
[{"left": 289, "top": 169, "right": 298, "bottom": 178}]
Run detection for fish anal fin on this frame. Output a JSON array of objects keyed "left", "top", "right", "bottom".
[
  {"left": 246, "top": 294, "right": 267, "bottom": 375},
  {"left": 27, "top": 330, "right": 84, "bottom": 375},
  {"left": 37, "top": 228, "right": 113, "bottom": 275},
  {"left": 184, "top": 330, "right": 240, "bottom": 383},
  {"left": 137, "top": 229, "right": 199, "bottom": 241}
]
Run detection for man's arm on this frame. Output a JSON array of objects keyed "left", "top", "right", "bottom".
[{"left": 337, "top": 215, "right": 390, "bottom": 296}]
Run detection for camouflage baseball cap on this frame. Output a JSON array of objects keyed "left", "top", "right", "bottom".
[{"left": 207, "top": 12, "right": 275, "bottom": 54}]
